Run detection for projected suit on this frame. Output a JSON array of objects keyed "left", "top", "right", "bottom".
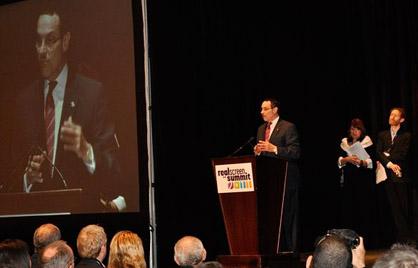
[{"left": 12, "top": 70, "right": 118, "bottom": 192}]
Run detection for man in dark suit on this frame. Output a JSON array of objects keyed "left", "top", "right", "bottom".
[
  {"left": 254, "top": 98, "right": 301, "bottom": 253},
  {"left": 9, "top": 10, "right": 125, "bottom": 211},
  {"left": 376, "top": 107, "right": 413, "bottom": 243}
]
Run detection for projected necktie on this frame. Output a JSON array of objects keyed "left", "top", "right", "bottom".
[
  {"left": 264, "top": 122, "right": 271, "bottom": 141},
  {"left": 45, "top": 80, "right": 57, "bottom": 161}
]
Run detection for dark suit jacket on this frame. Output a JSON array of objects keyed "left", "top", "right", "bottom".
[
  {"left": 256, "top": 118, "right": 301, "bottom": 189},
  {"left": 11, "top": 70, "right": 119, "bottom": 204},
  {"left": 75, "top": 258, "right": 105, "bottom": 268},
  {"left": 376, "top": 127, "right": 411, "bottom": 181}
]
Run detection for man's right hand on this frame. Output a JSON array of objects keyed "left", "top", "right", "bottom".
[
  {"left": 352, "top": 236, "right": 366, "bottom": 268},
  {"left": 26, "top": 154, "right": 45, "bottom": 184},
  {"left": 388, "top": 162, "right": 402, "bottom": 177}
]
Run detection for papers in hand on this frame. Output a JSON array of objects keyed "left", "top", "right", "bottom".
[
  {"left": 344, "top": 142, "right": 370, "bottom": 160},
  {"left": 375, "top": 161, "right": 387, "bottom": 184}
]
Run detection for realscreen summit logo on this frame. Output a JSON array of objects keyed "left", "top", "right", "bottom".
[{"left": 215, "top": 162, "right": 254, "bottom": 193}]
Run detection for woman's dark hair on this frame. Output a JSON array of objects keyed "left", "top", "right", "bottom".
[
  {"left": 0, "top": 239, "right": 31, "bottom": 268},
  {"left": 347, "top": 118, "right": 366, "bottom": 143}
]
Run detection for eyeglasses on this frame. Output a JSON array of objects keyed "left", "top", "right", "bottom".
[{"left": 35, "top": 35, "right": 61, "bottom": 50}]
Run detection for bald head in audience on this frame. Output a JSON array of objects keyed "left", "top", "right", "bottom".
[
  {"left": 41, "top": 240, "right": 74, "bottom": 268},
  {"left": 32, "top": 223, "right": 61, "bottom": 268},
  {"left": 34, "top": 223, "right": 61, "bottom": 252},
  {"left": 174, "top": 236, "right": 207, "bottom": 267}
]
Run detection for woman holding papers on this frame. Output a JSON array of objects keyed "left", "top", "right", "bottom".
[{"left": 337, "top": 118, "right": 377, "bottom": 246}]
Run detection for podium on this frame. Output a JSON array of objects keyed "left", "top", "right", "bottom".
[
  {"left": 0, "top": 189, "right": 101, "bottom": 216},
  {"left": 211, "top": 155, "right": 288, "bottom": 268}
]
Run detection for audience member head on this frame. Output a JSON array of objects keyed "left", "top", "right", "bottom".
[
  {"left": 0, "top": 239, "right": 31, "bottom": 268},
  {"left": 77, "top": 224, "right": 107, "bottom": 262},
  {"left": 40, "top": 240, "right": 74, "bottom": 268},
  {"left": 174, "top": 236, "right": 207, "bottom": 267},
  {"left": 373, "top": 243, "right": 418, "bottom": 268},
  {"left": 306, "top": 234, "right": 353, "bottom": 268},
  {"left": 108, "top": 230, "right": 146, "bottom": 268},
  {"left": 33, "top": 223, "right": 61, "bottom": 253}
]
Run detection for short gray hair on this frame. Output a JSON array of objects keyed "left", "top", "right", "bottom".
[
  {"left": 373, "top": 244, "right": 418, "bottom": 268},
  {"left": 41, "top": 240, "right": 74, "bottom": 268},
  {"left": 77, "top": 224, "right": 107, "bottom": 259},
  {"left": 174, "top": 236, "right": 206, "bottom": 266}
]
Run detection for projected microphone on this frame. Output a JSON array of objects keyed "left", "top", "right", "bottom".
[
  {"left": 3, "top": 145, "right": 37, "bottom": 192},
  {"left": 228, "top": 137, "right": 255, "bottom": 157},
  {"left": 114, "top": 133, "right": 120, "bottom": 149},
  {"left": 36, "top": 146, "right": 68, "bottom": 189}
]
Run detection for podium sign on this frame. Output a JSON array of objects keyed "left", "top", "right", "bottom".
[{"left": 214, "top": 162, "right": 255, "bottom": 193}]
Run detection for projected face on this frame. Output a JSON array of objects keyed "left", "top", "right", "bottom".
[{"left": 35, "top": 14, "right": 70, "bottom": 81}]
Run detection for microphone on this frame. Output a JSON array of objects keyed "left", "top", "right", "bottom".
[
  {"left": 228, "top": 137, "right": 255, "bottom": 157},
  {"left": 36, "top": 146, "right": 68, "bottom": 189}
]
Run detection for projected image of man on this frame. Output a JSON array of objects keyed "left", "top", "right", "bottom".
[{"left": 10, "top": 9, "right": 125, "bottom": 211}]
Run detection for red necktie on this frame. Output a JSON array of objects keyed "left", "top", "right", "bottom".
[
  {"left": 264, "top": 122, "right": 271, "bottom": 141},
  {"left": 45, "top": 81, "right": 57, "bottom": 161}
]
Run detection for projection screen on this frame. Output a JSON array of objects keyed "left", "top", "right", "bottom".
[{"left": 0, "top": 0, "right": 141, "bottom": 215}]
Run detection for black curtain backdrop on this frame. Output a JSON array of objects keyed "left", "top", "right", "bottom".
[{"left": 149, "top": 0, "right": 418, "bottom": 266}]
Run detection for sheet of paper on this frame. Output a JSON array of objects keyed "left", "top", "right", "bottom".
[
  {"left": 376, "top": 161, "right": 387, "bottom": 184},
  {"left": 346, "top": 142, "right": 370, "bottom": 160}
]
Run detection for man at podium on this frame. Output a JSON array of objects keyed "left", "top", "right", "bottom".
[{"left": 254, "top": 97, "right": 301, "bottom": 253}]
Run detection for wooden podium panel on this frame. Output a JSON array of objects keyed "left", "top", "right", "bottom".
[{"left": 212, "top": 155, "right": 287, "bottom": 260}]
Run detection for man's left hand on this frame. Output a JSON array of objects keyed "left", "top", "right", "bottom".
[{"left": 60, "top": 116, "right": 91, "bottom": 161}]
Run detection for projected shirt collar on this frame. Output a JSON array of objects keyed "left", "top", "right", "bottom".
[{"left": 43, "top": 64, "right": 68, "bottom": 102}]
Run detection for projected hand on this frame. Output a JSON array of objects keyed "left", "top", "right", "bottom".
[
  {"left": 100, "top": 198, "right": 119, "bottom": 212},
  {"left": 60, "top": 116, "right": 91, "bottom": 161},
  {"left": 26, "top": 154, "right": 45, "bottom": 184}
]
